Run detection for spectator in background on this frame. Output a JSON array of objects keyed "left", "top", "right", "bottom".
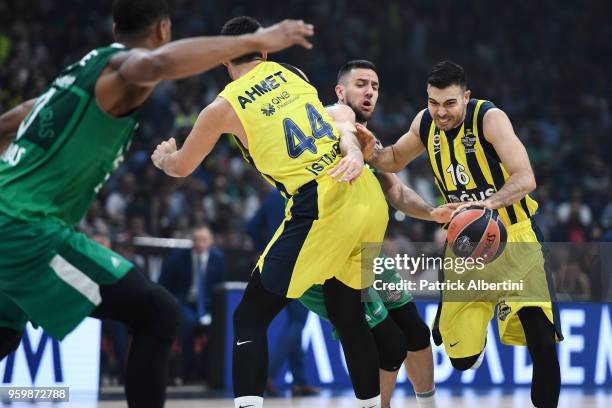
[
  {"left": 79, "top": 200, "right": 110, "bottom": 237},
  {"left": 246, "top": 188, "right": 285, "bottom": 252},
  {"left": 558, "top": 259, "right": 591, "bottom": 301},
  {"left": 246, "top": 188, "right": 318, "bottom": 397},
  {"left": 159, "top": 225, "right": 225, "bottom": 382},
  {"left": 556, "top": 187, "right": 593, "bottom": 242},
  {"left": 105, "top": 172, "right": 136, "bottom": 228}
]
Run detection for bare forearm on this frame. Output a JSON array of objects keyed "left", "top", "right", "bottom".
[
  {"left": 484, "top": 172, "right": 536, "bottom": 209},
  {"left": 389, "top": 185, "right": 434, "bottom": 220},
  {"left": 0, "top": 99, "right": 36, "bottom": 152},
  {"left": 123, "top": 35, "right": 260, "bottom": 84},
  {"left": 369, "top": 146, "right": 403, "bottom": 173},
  {"left": 155, "top": 35, "right": 261, "bottom": 80},
  {"left": 377, "top": 173, "right": 434, "bottom": 220},
  {"left": 339, "top": 131, "right": 361, "bottom": 156}
]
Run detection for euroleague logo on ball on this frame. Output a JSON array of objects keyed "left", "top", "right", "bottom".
[
  {"left": 455, "top": 236, "right": 473, "bottom": 254},
  {"left": 447, "top": 205, "right": 507, "bottom": 263}
]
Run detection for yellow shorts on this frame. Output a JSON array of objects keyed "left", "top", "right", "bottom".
[
  {"left": 256, "top": 170, "right": 388, "bottom": 298},
  {"left": 433, "top": 218, "right": 563, "bottom": 358}
]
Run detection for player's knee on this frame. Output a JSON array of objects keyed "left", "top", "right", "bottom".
[
  {"left": 0, "top": 328, "right": 22, "bottom": 360},
  {"left": 389, "top": 303, "right": 432, "bottom": 351},
  {"left": 378, "top": 336, "right": 407, "bottom": 372},
  {"left": 146, "top": 285, "right": 181, "bottom": 341},
  {"left": 450, "top": 354, "right": 481, "bottom": 371},
  {"left": 405, "top": 317, "right": 432, "bottom": 352},
  {"left": 371, "top": 317, "right": 408, "bottom": 371}
]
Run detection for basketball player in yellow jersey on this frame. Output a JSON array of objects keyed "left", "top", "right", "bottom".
[
  {"left": 152, "top": 16, "right": 388, "bottom": 408},
  {"left": 360, "top": 61, "right": 562, "bottom": 408}
]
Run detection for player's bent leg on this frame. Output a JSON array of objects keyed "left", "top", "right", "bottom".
[
  {"left": 388, "top": 303, "right": 431, "bottom": 352},
  {"left": 518, "top": 306, "right": 560, "bottom": 408},
  {"left": 232, "top": 271, "right": 290, "bottom": 401},
  {"left": 371, "top": 316, "right": 407, "bottom": 408},
  {"left": 91, "top": 268, "right": 181, "bottom": 408},
  {"left": 0, "top": 328, "right": 22, "bottom": 360},
  {"left": 323, "top": 277, "right": 380, "bottom": 402},
  {"left": 371, "top": 316, "right": 407, "bottom": 372},
  {"left": 388, "top": 303, "right": 437, "bottom": 403}
]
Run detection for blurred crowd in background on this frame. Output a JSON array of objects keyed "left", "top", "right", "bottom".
[{"left": 1, "top": 0, "right": 611, "bottom": 385}]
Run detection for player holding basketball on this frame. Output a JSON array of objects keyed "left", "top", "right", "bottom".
[
  {"left": 0, "top": 1, "right": 313, "bottom": 406},
  {"left": 152, "top": 16, "right": 388, "bottom": 408},
  {"left": 360, "top": 61, "right": 563, "bottom": 408}
]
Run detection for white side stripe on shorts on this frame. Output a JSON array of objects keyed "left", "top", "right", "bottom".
[{"left": 50, "top": 255, "right": 102, "bottom": 306}]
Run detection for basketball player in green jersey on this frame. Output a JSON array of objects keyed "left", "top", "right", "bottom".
[
  {"left": 300, "top": 60, "right": 455, "bottom": 408},
  {"left": 0, "top": 1, "right": 313, "bottom": 407},
  {"left": 360, "top": 61, "right": 562, "bottom": 408}
]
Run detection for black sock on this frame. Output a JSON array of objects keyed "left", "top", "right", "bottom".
[{"left": 518, "top": 307, "right": 560, "bottom": 408}]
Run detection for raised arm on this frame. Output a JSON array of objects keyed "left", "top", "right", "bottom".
[
  {"left": 151, "top": 97, "right": 239, "bottom": 177},
  {"left": 110, "top": 20, "right": 314, "bottom": 87},
  {"left": 0, "top": 98, "right": 37, "bottom": 153},
  {"left": 480, "top": 108, "right": 536, "bottom": 209},
  {"left": 362, "top": 109, "right": 427, "bottom": 173},
  {"left": 97, "top": 20, "right": 314, "bottom": 116}
]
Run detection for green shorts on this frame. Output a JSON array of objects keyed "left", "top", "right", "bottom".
[
  {"left": 300, "top": 285, "right": 390, "bottom": 334},
  {"left": 299, "top": 253, "right": 412, "bottom": 335},
  {"left": 372, "top": 265, "right": 412, "bottom": 311},
  {"left": 0, "top": 214, "right": 132, "bottom": 339}
]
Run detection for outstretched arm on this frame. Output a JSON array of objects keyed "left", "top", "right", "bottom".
[
  {"left": 0, "top": 99, "right": 36, "bottom": 153},
  {"left": 377, "top": 172, "right": 459, "bottom": 223},
  {"left": 97, "top": 20, "right": 314, "bottom": 116},
  {"left": 151, "top": 97, "right": 237, "bottom": 177},
  {"left": 103, "top": 20, "right": 314, "bottom": 88},
  {"left": 361, "top": 109, "right": 427, "bottom": 173}
]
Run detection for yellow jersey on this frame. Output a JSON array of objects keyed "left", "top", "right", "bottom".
[
  {"left": 419, "top": 99, "right": 538, "bottom": 225},
  {"left": 219, "top": 61, "right": 341, "bottom": 197}
]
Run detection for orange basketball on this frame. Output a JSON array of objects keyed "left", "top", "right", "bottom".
[{"left": 447, "top": 205, "right": 507, "bottom": 263}]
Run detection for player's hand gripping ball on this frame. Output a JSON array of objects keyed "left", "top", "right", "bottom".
[{"left": 447, "top": 205, "right": 507, "bottom": 263}]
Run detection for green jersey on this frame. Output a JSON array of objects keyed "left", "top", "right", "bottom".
[{"left": 0, "top": 44, "right": 138, "bottom": 226}]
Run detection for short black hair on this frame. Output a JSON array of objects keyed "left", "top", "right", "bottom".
[
  {"left": 427, "top": 61, "right": 467, "bottom": 89},
  {"left": 112, "top": 0, "right": 170, "bottom": 40},
  {"left": 220, "top": 16, "right": 263, "bottom": 64},
  {"left": 337, "top": 59, "right": 377, "bottom": 83}
]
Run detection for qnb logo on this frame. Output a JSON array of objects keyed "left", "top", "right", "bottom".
[{"left": 2, "top": 331, "right": 63, "bottom": 383}]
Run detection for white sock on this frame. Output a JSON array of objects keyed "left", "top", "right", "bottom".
[
  {"left": 234, "top": 396, "right": 263, "bottom": 408},
  {"left": 358, "top": 394, "right": 381, "bottom": 408},
  {"left": 416, "top": 387, "right": 437, "bottom": 408}
]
